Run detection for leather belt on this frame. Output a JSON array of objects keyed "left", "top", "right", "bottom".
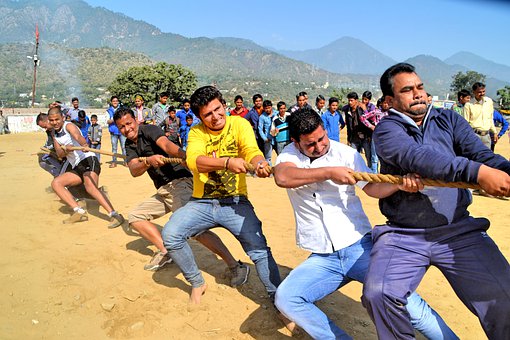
[{"left": 473, "top": 128, "right": 489, "bottom": 136}]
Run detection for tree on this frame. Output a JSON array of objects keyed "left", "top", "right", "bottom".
[
  {"left": 108, "top": 62, "right": 197, "bottom": 107},
  {"left": 497, "top": 86, "right": 510, "bottom": 110},
  {"left": 329, "top": 87, "right": 353, "bottom": 106},
  {"left": 450, "top": 71, "right": 486, "bottom": 94}
]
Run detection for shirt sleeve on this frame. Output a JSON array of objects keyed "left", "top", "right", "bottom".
[
  {"left": 184, "top": 126, "right": 207, "bottom": 174},
  {"left": 125, "top": 140, "right": 138, "bottom": 163}
]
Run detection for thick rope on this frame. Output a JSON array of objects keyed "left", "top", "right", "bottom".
[{"left": 137, "top": 157, "right": 481, "bottom": 190}]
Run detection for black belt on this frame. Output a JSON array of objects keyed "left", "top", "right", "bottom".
[{"left": 473, "top": 128, "right": 489, "bottom": 136}]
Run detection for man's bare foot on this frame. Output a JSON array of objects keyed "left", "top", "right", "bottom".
[
  {"left": 189, "top": 283, "right": 207, "bottom": 304},
  {"left": 277, "top": 312, "right": 302, "bottom": 336}
]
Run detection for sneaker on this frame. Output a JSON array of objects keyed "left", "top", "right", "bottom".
[
  {"left": 229, "top": 260, "right": 250, "bottom": 287},
  {"left": 63, "top": 211, "right": 88, "bottom": 224},
  {"left": 108, "top": 213, "right": 125, "bottom": 229},
  {"left": 144, "top": 251, "right": 173, "bottom": 271}
]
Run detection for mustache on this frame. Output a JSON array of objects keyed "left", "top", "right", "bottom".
[{"left": 410, "top": 100, "right": 427, "bottom": 107}]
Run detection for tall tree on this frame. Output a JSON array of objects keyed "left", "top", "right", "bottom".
[
  {"left": 450, "top": 71, "right": 486, "bottom": 94},
  {"left": 497, "top": 86, "right": 510, "bottom": 110},
  {"left": 108, "top": 62, "right": 197, "bottom": 107}
]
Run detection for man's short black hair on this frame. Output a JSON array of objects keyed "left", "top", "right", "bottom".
[
  {"left": 110, "top": 95, "right": 119, "bottom": 102},
  {"left": 252, "top": 94, "right": 263, "bottom": 103},
  {"left": 380, "top": 63, "right": 416, "bottom": 97},
  {"left": 316, "top": 95, "right": 325, "bottom": 104},
  {"left": 234, "top": 95, "right": 243, "bottom": 102},
  {"left": 71, "top": 97, "right": 79, "bottom": 102},
  {"left": 159, "top": 91, "right": 169, "bottom": 98},
  {"left": 190, "top": 86, "right": 223, "bottom": 116},
  {"left": 296, "top": 91, "right": 307, "bottom": 100},
  {"left": 362, "top": 91, "right": 372, "bottom": 100},
  {"left": 78, "top": 110, "right": 86, "bottom": 118},
  {"left": 328, "top": 97, "right": 339, "bottom": 105},
  {"left": 347, "top": 92, "right": 359, "bottom": 100},
  {"left": 472, "top": 82, "right": 486, "bottom": 91},
  {"left": 288, "top": 107, "right": 322, "bottom": 142},
  {"left": 36, "top": 113, "right": 48, "bottom": 124},
  {"left": 168, "top": 105, "right": 176, "bottom": 113},
  {"left": 277, "top": 101, "right": 286, "bottom": 110},
  {"left": 113, "top": 107, "right": 135, "bottom": 122},
  {"left": 263, "top": 100, "right": 272, "bottom": 108},
  {"left": 457, "top": 89, "right": 471, "bottom": 101},
  {"left": 91, "top": 114, "right": 98, "bottom": 119},
  {"left": 182, "top": 98, "right": 190, "bottom": 104}
]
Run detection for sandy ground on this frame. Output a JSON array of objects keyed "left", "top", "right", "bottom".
[{"left": 0, "top": 130, "right": 509, "bottom": 340}]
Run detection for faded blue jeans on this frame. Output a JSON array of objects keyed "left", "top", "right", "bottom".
[
  {"left": 162, "top": 196, "right": 281, "bottom": 298},
  {"left": 110, "top": 133, "right": 126, "bottom": 163},
  {"left": 275, "top": 233, "right": 458, "bottom": 340}
]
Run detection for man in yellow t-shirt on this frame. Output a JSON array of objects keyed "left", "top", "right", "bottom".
[{"left": 162, "top": 86, "right": 281, "bottom": 305}]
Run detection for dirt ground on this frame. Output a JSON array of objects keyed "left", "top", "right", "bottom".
[{"left": 0, "top": 130, "right": 509, "bottom": 340}]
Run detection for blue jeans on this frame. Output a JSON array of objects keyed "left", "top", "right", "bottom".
[
  {"left": 275, "top": 233, "right": 458, "bottom": 340},
  {"left": 110, "top": 134, "right": 126, "bottom": 162},
  {"left": 162, "top": 196, "right": 281, "bottom": 297},
  {"left": 274, "top": 141, "right": 290, "bottom": 155},
  {"left": 369, "top": 139, "right": 378, "bottom": 173},
  {"left": 90, "top": 143, "right": 101, "bottom": 161},
  {"left": 262, "top": 140, "right": 273, "bottom": 166},
  {"left": 351, "top": 139, "right": 377, "bottom": 173}
]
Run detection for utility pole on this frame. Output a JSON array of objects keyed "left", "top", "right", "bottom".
[{"left": 30, "top": 24, "right": 40, "bottom": 108}]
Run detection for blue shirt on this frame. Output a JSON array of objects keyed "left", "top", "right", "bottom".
[
  {"left": 374, "top": 107, "right": 510, "bottom": 229},
  {"left": 258, "top": 112, "right": 272, "bottom": 142},
  {"left": 322, "top": 110, "right": 345, "bottom": 142},
  {"left": 107, "top": 105, "right": 121, "bottom": 135},
  {"left": 493, "top": 110, "right": 509, "bottom": 138},
  {"left": 176, "top": 109, "right": 199, "bottom": 128},
  {"left": 244, "top": 107, "right": 261, "bottom": 136}
]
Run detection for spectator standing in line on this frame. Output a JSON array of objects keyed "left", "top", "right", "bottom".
[
  {"left": 452, "top": 89, "right": 471, "bottom": 116},
  {"left": 244, "top": 93, "right": 265, "bottom": 152},
  {"left": 271, "top": 101, "right": 291, "bottom": 155},
  {"left": 176, "top": 99, "right": 199, "bottom": 128},
  {"left": 88, "top": 114, "right": 102, "bottom": 161},
  {"left": 314, "top": 95, "right": 326, "bottom": 115},
  {"left": 322, "top": 97, "right": 345, "bottom": 142},
  {"left": 342, "top": 92, "right": 374, "bottom": 171},
  {"left": 67, "top": 97, "right": 82, "bottom": 121},
  {"left": 152, "top": 91, "right": 170, "bottom": 126},
  {"left": 230, "top": 95, "right": 249, "bottom": 117},
  {"left": 258, "top": 100, "right": 274, "bottom": 165},
  {"left": 132, "top": 94, "right": 153, "bottom": 125},
  {"left": 462, "top": 82, "right": 497, "bottom": 149},
  {"left": 106, "top": 95, "right": 126, "bottom": 168},
  {"left": 160, "top": 106, "right": 181, "bottom": 146}
]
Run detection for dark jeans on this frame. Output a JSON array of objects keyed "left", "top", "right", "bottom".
[{"left": 362, "top": 218, "right": 510, "bottom": 339}]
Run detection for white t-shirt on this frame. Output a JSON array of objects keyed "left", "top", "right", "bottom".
[
  {"left": 275, "top": 140, "right": 372, "bottom": 254},
  {"left": 54, "top": 122, "right": 95, "bottom": 168}
]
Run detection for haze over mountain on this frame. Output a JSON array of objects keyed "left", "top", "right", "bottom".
[
  {"left": 444, "top": 51, "right": 510, "bottom": 84},
  {"left": 0, "top": 0, "right": 508, "bottom": 106},
  {"left": 278, "top": 37, "right": 397, "bottom": 75}
]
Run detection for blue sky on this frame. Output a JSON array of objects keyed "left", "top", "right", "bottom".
[{"left": 85, "top": 0, "right": 510, "bottom": 66}]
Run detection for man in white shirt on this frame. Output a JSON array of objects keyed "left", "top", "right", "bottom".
[{"left": 272, "top": 108, "right": 457, "bottom": 340}]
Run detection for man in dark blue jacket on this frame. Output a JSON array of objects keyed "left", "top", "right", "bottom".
[{"left": 361, "top": 63, "right": 510, "bottom": 340}]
